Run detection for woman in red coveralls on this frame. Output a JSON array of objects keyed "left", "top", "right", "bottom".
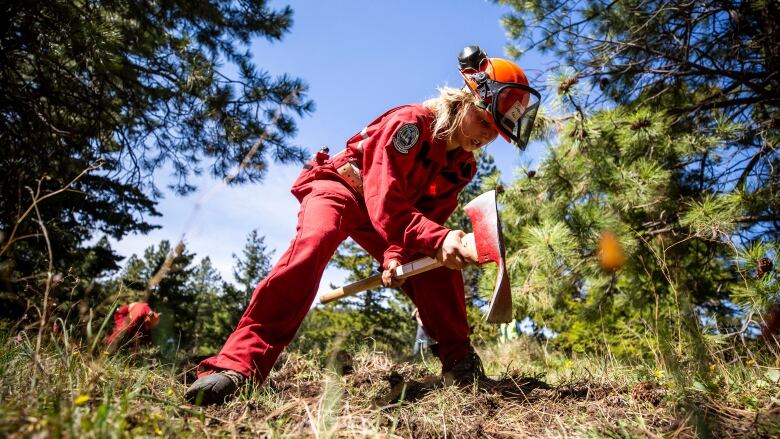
[{"left": 186, "top": 46, "right": 540, "bottom": 405}]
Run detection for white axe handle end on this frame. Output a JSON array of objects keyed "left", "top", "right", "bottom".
[{"left": 394, "top": 256, "right": 439, "bottom": 277}]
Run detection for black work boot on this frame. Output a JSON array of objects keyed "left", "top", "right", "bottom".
[
  {"left": 185, "top": 370, "right": 246, "bottom": 406},
  {"left": 442, "top": 348, "right": 491, "bottom": 387}
]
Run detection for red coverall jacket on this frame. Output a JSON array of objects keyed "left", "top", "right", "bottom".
[
  {"left": 198, "top": 104, "right": 477, "bottom": 380},
  {"left": 326, "top": 104, "right": 477, "bottom": 263}
]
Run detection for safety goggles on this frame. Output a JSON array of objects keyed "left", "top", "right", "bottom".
[{"left": 461, "top": 72, "right": 541, "bottom": 150}]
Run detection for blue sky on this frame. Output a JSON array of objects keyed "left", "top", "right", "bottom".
[{"left": 111, "top": 0, "right": 553, "bottom": 296}]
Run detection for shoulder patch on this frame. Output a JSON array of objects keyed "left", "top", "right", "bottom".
[{"left": 392, "top": 124, "right": 420, "bottom": 154}]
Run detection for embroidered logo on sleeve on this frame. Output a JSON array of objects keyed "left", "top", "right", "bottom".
[{"left": 392, "top": 124, "right": 420, "bottom": 154}]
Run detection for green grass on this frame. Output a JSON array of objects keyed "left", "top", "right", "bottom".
[{"left": 1, "top": 331, "right": 778, "bottom": 438}]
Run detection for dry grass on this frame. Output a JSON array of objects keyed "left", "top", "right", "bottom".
[{"left": 1, "top": 333, "right": 778, "bottom": 438}]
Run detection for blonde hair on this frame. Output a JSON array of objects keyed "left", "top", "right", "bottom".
[{"left": 422, "top": 87, "right": 479, "bottom": 142}]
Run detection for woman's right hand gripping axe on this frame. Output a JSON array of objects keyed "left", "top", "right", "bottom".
[{"left": 319, "top": 190, "right": 512, "bottom": 323}]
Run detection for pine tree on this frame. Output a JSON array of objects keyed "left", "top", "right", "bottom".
[
  {"left": 495, "top": 0, "right": 779, "bottom": 362},
  {"left": 232, "top": 230, "right": 274, "bottom": 304},
  {"left": 0, "top": 0, "right": 313, "bottom": 319},
  {"left": 188, "top": 257, "right": 230, "bottom": 354}
]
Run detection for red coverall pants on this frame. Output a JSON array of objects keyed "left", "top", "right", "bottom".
[{"left": 197, "top": 178, "right": 471, "bottom": 381}]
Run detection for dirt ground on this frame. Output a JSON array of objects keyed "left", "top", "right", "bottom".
[{"left": 192, "top": 353, "right": 780, "bottom": 438}]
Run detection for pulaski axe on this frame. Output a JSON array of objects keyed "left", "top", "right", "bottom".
[{"left": 319, "top": 190, "right": 512, "bottom": 323}]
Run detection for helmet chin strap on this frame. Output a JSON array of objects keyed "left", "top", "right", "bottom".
[{"left": 473, "top": 72, "right": 493, "bottom": 102}]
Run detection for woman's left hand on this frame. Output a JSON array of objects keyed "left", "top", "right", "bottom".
[{"left": 382, "top": 259, "right": 405, "bottom": 288}]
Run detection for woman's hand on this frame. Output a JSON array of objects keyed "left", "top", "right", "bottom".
[
  {"left": 436, "top": 230, "right": 474, "bottom": 270},
  {"left": 382, "top": 259, "right": 406, "bottom": 288}
]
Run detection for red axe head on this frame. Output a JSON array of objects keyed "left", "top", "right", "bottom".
[{"left": 464, "top": 190, "right": 512, "bottom": 323}]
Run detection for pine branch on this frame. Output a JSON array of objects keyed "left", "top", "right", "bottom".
[{"left": 0, "top": 163, "right": 102, "bottom": 258}]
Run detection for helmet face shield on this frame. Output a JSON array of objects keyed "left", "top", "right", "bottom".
[{"left": 491, "top": 82, "right": 541, "bottom": 150}]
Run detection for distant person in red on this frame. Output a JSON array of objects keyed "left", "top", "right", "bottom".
[
  {"left": 105, "top": 302, "right": 160, "bottom": 351},
  {"left": 185, "top": 45, "right": 540, "bottom": 405}
]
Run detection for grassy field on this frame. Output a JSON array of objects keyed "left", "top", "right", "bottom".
[{"left": 1, "top": 331, "right": 778, "bottom": 438}]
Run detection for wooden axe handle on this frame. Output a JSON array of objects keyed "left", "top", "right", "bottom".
[
  {"left": 319, "top": 233, "right": 476, "bottom": 304},
  {"left": 319, "top": 273, "right": 385, "bottom": 304}
]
